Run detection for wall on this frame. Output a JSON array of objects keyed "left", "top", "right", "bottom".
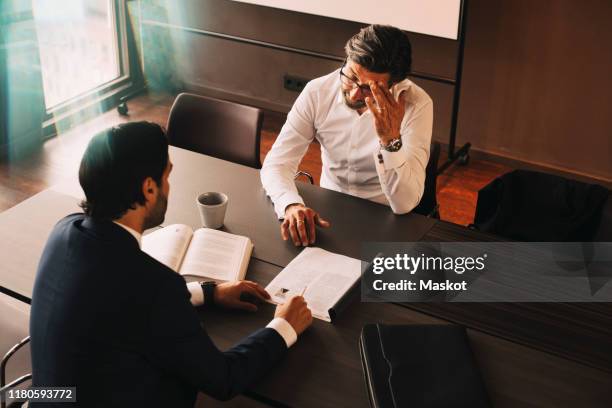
[
  {"left": 457, "top": 0, "right": 612, "bottom": 183},
  {"left": 137, "top": 0, "right": 612, "bottom": 183}
]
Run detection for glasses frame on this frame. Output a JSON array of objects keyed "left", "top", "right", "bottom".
[
  {"left": 339, "top": 59, "right": 396, "bottom": 95},
  {"left": 339, "top": 60, "right": 373, "bottom": 95}
]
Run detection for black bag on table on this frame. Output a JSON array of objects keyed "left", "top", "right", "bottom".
[{"left": 359, "top": 324, "right": 491, "bottom": 408}]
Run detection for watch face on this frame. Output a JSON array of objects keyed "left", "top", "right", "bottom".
[{"left": 385, "top": 138, "right": 402, "bottom": 152}]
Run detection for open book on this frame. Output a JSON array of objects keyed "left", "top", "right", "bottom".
[
  {"left": 265, "top": 247, "right": 362, "bottom": 322},
  {"left": 142, "top": 224, "right": 253, "bottom": 281}
]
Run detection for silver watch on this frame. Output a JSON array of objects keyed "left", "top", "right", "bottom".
[{"left": 382, "top": 137, "right": 402, "bottom": 152}]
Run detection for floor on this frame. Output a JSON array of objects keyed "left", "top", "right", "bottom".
[{"left": 0, "top": 92, "right": 511, "bottom": 224}]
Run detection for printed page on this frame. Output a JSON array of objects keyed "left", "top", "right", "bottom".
[
  {"left": 142, "top": 224, "right": 194, "bottom": 272},
  {"left": 179, "top": 228, "right": 250, "bottom": 280},
  {"left": 265, "top": 247, "right": 361, "bottom": 321}
]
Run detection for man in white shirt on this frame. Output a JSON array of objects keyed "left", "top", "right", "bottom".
[{"left": 261, "top": 25, "right": 433, "bottom": 247}]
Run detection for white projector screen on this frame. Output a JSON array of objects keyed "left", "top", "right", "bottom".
[{"left": 232, "top": 0, "right": 461, "bottom": 40}]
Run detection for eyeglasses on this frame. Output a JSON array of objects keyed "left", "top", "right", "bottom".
[{"left": 339, "top": 61, "right": 372, "bottom": 95}]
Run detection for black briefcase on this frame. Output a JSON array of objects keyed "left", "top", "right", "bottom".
[{"left": 359, "top": 324, "right": 491, "bottom": 408}]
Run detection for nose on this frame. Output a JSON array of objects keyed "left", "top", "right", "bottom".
[{"left": 349, "top": 86, "right": 368, "bottom": 101}]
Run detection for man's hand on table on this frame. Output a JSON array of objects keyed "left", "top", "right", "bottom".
[
  {"left": 281, "top": 203, "right": 330, "bottom": 246},
  {"left": 213, "top": 281, "right": 313, "bottom": 336},
  {"left": 274, "top": 295, "right": 313, "bottom": 335},
  {"left": 213, "top": 280, "right": 270, "bottom": 312}
]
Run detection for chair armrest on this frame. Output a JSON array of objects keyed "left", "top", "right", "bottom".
[
  {"left": 294, "top": 171, "right": 314, "bottom": 185},
  {"left": 1, "top": 337, "right": 30, "bottom": 388}
]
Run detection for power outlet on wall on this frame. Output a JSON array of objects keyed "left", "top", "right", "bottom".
[{"left": 283, "top": 74, "right": 310, "bottom": 92}]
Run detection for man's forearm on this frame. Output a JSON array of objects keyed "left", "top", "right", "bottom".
[{"left": 261, "top": 165, "right": 305, "bottom": 219}]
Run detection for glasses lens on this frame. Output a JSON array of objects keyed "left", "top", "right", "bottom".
[{"left": 340, "top": 70, "right": 355, "bottom": 87}]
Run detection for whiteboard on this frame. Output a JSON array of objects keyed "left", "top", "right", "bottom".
[{"left": 232, "top": 0, "right": 461, "bottom": 40}]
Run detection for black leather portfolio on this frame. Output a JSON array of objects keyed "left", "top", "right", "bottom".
[{"left": 359, "top": 324, "right": 491, "bottom": 408}]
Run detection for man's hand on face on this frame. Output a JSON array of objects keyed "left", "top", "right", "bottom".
[
  {"left": 281, "top": 204, "right": 331, "bottom": 246},
  {"left": 364, "top": 81, "right": 407, "bottom": 145},
  {"left": 213, "top": 280, "right": 271, "bottom": 312}
]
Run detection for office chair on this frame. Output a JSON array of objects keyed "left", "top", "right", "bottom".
[
  {"left": 593, "top": 194, "right": 612, "bottom": 241},
  {"left": 412, "top": 141, "right": 441, "bottom": 218},
  {"left": 294, "top": 170, "right": 314, "bottom": 184},
  {"left": 1, "top": 337, "right": 31, "bottom": 408},
  {"left": 471, "top": 170, "right": 611, "bottom": 241},
  {"left": 166, "top": 93, "right": 264, "bottom": 169},
  {"left": 0, "top": 293, "right": 31, "bottom": 408}
]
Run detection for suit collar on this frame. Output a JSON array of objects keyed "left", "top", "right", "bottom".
[
  {"left": 79, "top": 216, "right": 141, "bottom": 250},
  {"left": 112, "top": 221, "right": 142, "bottom": 248}
]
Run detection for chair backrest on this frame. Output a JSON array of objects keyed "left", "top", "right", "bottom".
[
  {"left": 593, "top": 194, "right": 612, "bottom": 241},
  {"left": 413, "top": 142, "right": 441, "bottom": 217},
  {"left": 473, "top": 169, "right": 610, "bottom": 241},
  {"left": 0, "top": 293, "right": 31, "bottom": 406},
  {"left": 166, "top": 93, "right": 263, "bottom": 169}
]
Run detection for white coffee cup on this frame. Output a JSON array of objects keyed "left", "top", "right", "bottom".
[{"left": 197, "top": 192, "right": 228, "bottom": 229}]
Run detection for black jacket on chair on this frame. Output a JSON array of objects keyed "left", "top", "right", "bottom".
[
  {"left": 473, "top": 170, "right": 610, "bottom": 241},
  {"left": 30, "top": 214, "right": 286, "bottom": 407}
]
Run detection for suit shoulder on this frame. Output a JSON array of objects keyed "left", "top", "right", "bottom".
[
  {"left": 54, "top": 212, "right": 85, "bottom": 228},
  {"left": 44, "top": 213, "right": 85, "bottom": 245}
]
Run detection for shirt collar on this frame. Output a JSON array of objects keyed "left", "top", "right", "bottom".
[{"left": 112, "top": 221, "right": 142, "bottom": 248}]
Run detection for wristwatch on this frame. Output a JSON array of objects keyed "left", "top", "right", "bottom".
[
  {"left": 200, "top": 281, "right": 217, "bottom": 306},
  {"left": 381, "top": 137, "right": 402, "bottom": 152}
]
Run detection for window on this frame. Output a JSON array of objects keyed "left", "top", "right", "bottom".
[{"left": 32, "top": 0, "right": 134, "bottom": 115}]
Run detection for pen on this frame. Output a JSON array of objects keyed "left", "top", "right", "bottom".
[{"left": 300, "top": 285, "right": 308, "bottom": 297}]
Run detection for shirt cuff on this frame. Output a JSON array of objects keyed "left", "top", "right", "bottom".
[
  {"left": 186, "top": 281, "right": 204, "bottom": 306},
  {"left": 266, "top": 317, "right": 298, "bottom": 348},
  {"left": 275, "top": 192, "right": 305, "bottom": 219}
]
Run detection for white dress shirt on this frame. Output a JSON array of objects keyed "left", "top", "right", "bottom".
[
  {"left": 112, "top": 221, "right": 297, "bottom": 347},
  {"left": 261, "top": 69, "right": 433, "bottom": 218}
]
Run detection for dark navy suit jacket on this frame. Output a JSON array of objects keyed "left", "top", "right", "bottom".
[{"left": 30, "top": 214, "right": 286, "bottom": 407}]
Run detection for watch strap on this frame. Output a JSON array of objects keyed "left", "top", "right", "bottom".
[{"left": 201, "top": 281, "right": 217, "bottom": 306}]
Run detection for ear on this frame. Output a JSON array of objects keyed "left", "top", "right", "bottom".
[{"left": 142, "top": 177, "right": 157, "bottom": 205}]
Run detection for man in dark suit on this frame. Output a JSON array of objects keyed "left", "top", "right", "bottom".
[{"left": 30, "top": 121, "right": 312, "bottom": 407}]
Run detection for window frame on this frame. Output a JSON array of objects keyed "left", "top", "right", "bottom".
[{"left": 40, "top": 0, "right": 143, "bottom": 138}]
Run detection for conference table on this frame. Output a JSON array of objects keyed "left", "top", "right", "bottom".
[{"left": 1, "top": 147, "right": 611, "bottom": 407}]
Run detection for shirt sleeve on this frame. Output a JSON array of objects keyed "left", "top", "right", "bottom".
[
  {"left": 261, "top": 82, "right": 317, "bottom": 219},
  {"left": 373, "top": 98, "right": 433, "bottom": 214},
  {"left": 186, "top": 281, "right": 204, "bottom": 306},
  {"left": 266, "top": 317, "right": 298, "bottom": 348}
]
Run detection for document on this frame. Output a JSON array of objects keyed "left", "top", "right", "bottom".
[
  {"left": 265, "top": 247, "right": 361, "bottom": 322},
  {"left": 142, "top": 224, "right": 253, "bottom": 281}
]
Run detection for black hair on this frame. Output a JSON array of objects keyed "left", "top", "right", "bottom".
[
  {"left": 344, "top": 24, "right": 412, "bottom": 84},
  {"left": 79, "top": 121, "right": 168, "bottom": 220}
]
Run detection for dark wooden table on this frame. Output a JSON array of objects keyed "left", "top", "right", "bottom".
[
  {"left": 2, "top": 147, "right": 611, "bottom": 407},
  {"left": 163, "top": 147, "right": 436, "bottom": 267}
]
